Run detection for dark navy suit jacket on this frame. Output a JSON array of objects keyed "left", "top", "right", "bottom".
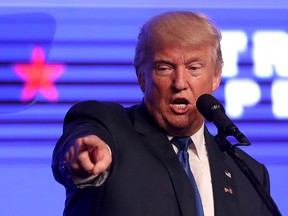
[{"left": 52, "top": 101, "right": 272, "bottom": 216}]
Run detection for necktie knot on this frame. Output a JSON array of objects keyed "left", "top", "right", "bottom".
[{"left": 171, "top": 136, "right": 192, "bottom": 152}]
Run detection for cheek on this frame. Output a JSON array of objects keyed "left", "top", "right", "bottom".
[
  {"left": 149, "top": 75, "right": 171, "bottom": 94},
  {"left": 188, "top": 78, "right": 214, "bottom": 98},
  {"left": 144, "top": 75, "right": 162, "bottom": 103}
]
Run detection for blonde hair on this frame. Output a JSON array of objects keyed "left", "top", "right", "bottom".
[{"left": 134, "top": 11, "right": 223, "bottom": 78}]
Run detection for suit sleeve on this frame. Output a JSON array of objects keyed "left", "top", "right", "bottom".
[{"left": 51, "top": 101, "right": 116, "bottom": 189}]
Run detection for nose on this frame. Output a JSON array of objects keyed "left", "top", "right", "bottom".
[{"left": 172, "top": 67, "right": 188, "bottom": 92}]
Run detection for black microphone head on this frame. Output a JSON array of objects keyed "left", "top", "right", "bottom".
[
  {"left": 196, "top": 94, "right": 250, "bottom": 144},
  {"left": 196, "top": 94, "right": 225, "bottom": 122}
]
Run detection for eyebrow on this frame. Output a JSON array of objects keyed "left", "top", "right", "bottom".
[
  {"left": 154, "top": 59, "right": 173, "bottom": 63},
  {"left": 153, "top": 59, "right": 175, "bottom": 67},
  {"left": 186, "top": 57, "right": 206, "bottom": 64},
  {"left": 154, "top": 57, "right": 206, "bottom": 66}
]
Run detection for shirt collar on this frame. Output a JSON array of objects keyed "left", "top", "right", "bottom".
[
  {"left": 191, "top": 123, "right": 205, "bottom": 159},
  {"left": 168, "top": 123, "right": 205, "bottom": 158}
]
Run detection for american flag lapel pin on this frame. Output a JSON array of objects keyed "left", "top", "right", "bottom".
[{"left": 224, "top": 186, "right": 233, "bottom": 195}]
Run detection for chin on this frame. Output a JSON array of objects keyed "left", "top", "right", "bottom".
[{"left": 169, "top": 120, "right": 191, "bottom": 131}]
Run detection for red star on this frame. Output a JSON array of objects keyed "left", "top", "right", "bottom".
[{"left": 13, "top": 45, "right": 65, "bottom": 102}]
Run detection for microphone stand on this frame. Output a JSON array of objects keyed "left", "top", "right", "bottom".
[{"left": 215, "top": 133, "right": 282, "bottom": 216}]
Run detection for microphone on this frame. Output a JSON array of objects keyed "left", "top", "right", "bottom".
[
  {"left": 197, "top": 95, "right": 283, "bottom": 216},
  {"left": 196, "top": 94, "right": 250, "bottom": 144}
]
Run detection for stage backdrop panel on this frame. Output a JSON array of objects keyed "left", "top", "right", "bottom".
[{"left": 0, "top": 4, "right": 287, "bottom": 216}]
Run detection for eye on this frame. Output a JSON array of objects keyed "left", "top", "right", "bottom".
[
  {"left": 187, "top": 64, "right": 202, "bottom": 73},
  {"left": 154, "top": 64, "right": 174, "bottom": 75},
  {"left": 189, "top": 66, "right": 199, "bottom": 70}
]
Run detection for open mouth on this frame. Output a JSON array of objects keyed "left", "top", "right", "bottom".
[
  {"left": 170, "top": 98, "right": 190, "bottom": 113},
  {"left": 173, "top": 98, "right": 189, "bottom": 106}
]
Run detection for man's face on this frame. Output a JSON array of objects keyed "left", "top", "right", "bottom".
[{"left": 139, "top": 44, "right": 221, "bottom": 136}]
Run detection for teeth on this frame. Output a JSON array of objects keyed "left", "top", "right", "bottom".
[{"left": 174, "top": 104, "right": 186, "bottom": 108}]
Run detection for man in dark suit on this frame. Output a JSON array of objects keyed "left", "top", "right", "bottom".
[{"left": 52, "top": 11, "right": 273, "bottom": 215}]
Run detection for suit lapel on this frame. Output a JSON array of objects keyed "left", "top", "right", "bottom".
[
  {"left": 205, "top": 128, "right": 243, "bottom": 216},
  {"left": 128, "top": 103, "right": 197, "bottom": 216},
  {"left": 128, "top": 103, "right": 245, "bottom": 216}
]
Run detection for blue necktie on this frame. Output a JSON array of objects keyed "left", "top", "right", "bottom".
[{"left": 171, "top": 137, "right": 204, "bottom": 216}]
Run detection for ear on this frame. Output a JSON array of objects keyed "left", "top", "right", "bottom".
[
  {"left": 138, "top": 71, "right": 145, "bottom": 92},
  {"left": 212, "top": 68, "right": 222, "bottom": 92}
]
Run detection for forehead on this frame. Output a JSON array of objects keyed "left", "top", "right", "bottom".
[{"left": 152, "top": 44, "right": 212, "bottom": 63}]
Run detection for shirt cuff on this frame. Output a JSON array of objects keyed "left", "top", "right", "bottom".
[{"left": 72, "top": 169, "right": 110, "bottom": 188}]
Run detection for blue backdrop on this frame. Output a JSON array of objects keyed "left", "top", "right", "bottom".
[{"left": 0, "top": 2, "right": 287, "bottom": 215}]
